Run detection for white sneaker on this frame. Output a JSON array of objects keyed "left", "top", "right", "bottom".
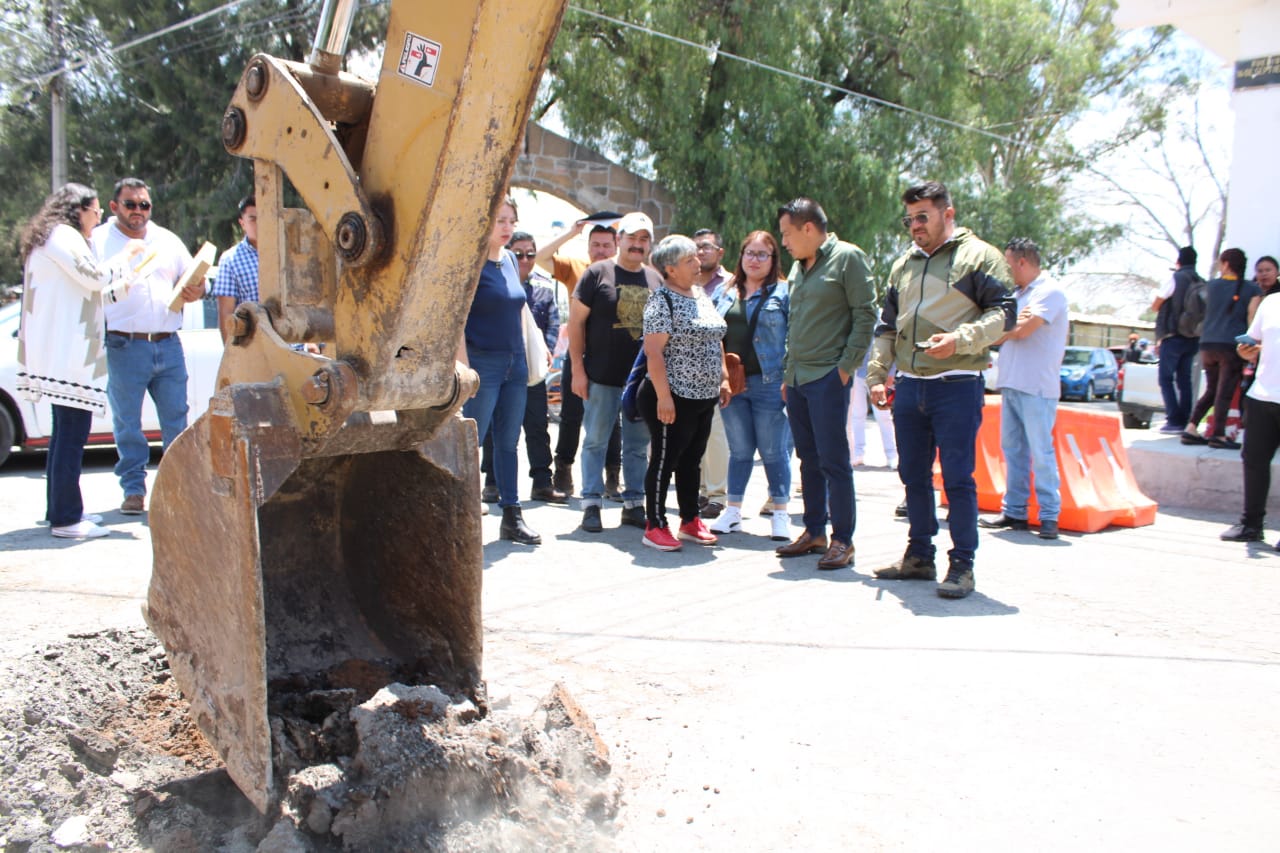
[
  {"left": 51, "top": 520, "right": 110, "bottom": 539},
  {"left": 38, "top": 513, "right": 103, "bottom": 527},
  {"left": 709, "top": 506, "right": 742, "bottom": 534},
  {"left": 770, "top": 511, "right": 791, "bottom": 541}
]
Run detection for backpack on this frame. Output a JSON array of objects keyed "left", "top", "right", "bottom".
[
  {"left": 620, "top": 289, "right": 675, "bottom": 423},
  {"left": 1176, "top": 272, "right": 1207, "bottom": 338}
]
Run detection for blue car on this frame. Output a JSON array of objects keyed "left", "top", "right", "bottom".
[{"left": 1060, "top": 346, "right": 1118, "bottom": 401}]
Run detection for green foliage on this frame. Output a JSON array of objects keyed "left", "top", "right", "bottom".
[
  {"left": 546, "top": 0, "right": 1174, "bottom": 279},
  {"left": 0, "top": 0, "right": 387, "bottom": 285}
]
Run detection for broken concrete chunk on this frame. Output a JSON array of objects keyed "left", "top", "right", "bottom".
[
  {"left": 537, "top": 682, "right": 611, "bottom": 774},
  {"left": 255, "top": 818, "right": 313, "bottom": 853},
  {"left": 66, "top": 728, "right": 119, "bottom": 770},
  {"left": 51, "top": 815, "right": 90, "bottom": 848}
]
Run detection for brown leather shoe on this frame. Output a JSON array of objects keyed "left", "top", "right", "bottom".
[
  {"left": 775, "top": 530, "right": 827, "bottom": 558},
  {"left": 817, "top": 539, "right": 854, "bottom": 570}
]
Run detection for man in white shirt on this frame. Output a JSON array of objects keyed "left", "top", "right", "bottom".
[
  {"left": 978, "top": 238, "right": 1069, "bottom": 539},
  {"left": 93, "top": 178, "right": 204, "bottom": 514}
]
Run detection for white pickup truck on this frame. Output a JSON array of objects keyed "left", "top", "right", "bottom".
[{"left": 1116, "top": 351, "right": 1202, "bottom": 429}]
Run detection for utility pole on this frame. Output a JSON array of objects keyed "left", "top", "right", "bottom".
[{"left": 48, "top": 0, "right": 67, "bottom": 190}]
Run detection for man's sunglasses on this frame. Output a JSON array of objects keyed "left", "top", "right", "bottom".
[
  {"left": 510, "top": 250, "right": 536, "bottom": 260},
  {"left": 121, "top": 200, "right": 152, "bottom": 211}
]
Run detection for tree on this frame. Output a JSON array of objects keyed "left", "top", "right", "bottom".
[
  {"left": 0, "top": 0, "right": 387, "bottom": 286},
  {"left": 543, "top": 0, "right": 1175, "bottom": 275}
]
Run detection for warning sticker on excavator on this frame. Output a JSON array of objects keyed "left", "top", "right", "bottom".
[{"left": 398, "top": 32, "right": 442, "bottom": 88}]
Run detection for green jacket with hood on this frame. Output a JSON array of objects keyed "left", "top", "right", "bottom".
[{"left": 867, "top": 227, "right": 1014, "bottom": 387}]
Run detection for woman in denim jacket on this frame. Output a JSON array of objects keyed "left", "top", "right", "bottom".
[{"left": 710, "top": 231, "right": 793, "bottom": 540}]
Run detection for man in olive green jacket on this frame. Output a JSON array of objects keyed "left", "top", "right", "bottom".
[
  {"left": 867, "top": 181, "right": 1014, "bottom": 599},
  {"left": 773, "top": 197, "right": 878, "bottom": 571}
]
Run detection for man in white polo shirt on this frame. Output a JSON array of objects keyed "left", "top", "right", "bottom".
[
  {"left": 93, "top": 177, "right": 204, "bottom": 515},
  {"left": 978, "top": 238, "right": 1069, "bottom": 539}
]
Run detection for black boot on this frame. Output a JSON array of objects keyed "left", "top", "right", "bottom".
[
  {"left": 500, "top": 505, "right": 541, "bottom": 545},
  {"left": 553, "top": 459, "right": 574, "bottom": 496}
]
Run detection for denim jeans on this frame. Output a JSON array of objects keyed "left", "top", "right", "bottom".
[
  {"left": 1000, "top": 388, "right": 1060, "bottom": 522},
  {"left": 479, "top": 378, "right": 555, "bottom": 489},
  {"left": 105, "top": 335, "right": 189, "bottom": 497},
  {"left": 1157, "top": 335, "right": 1198, "bottom": 428},
  {"left": 894, "top": 375, "right": 984, "bottom": 564},
  {"left": 580, "top": 381, "right": 649, "bottom": 506},
  {"left": 786, "top": 367, "right": 854, "bottom": 542},
  {"left": 721, "top": 374, "right": 791, "bottom": 503},
  {"left": 464, "top": 348, "right": 528, "bottom": 508},
  {"left": 46, "top": 404, "right": 92, "bottom": 526}
]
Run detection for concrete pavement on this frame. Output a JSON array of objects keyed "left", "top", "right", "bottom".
[{"left": 0, "top": 444, "right": 1277, "bottom": 851}]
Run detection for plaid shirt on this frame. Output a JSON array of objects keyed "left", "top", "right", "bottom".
[{"left": 212, "top": 238, "right": 259, "bottom": 305}]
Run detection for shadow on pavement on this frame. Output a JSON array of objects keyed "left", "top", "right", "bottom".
[{"left": 865, "top": 578, "right": 1020, "bottom": 617}]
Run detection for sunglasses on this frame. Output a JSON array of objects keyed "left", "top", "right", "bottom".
[
  {"left": 900, "top": 212, "right": 931, "bottom": 229},
  {"left": 121, "top": 200, "right": 152, "bottom": 211},
  {"left": 510, "top": 250, "right": 536, "bottom": 260}
]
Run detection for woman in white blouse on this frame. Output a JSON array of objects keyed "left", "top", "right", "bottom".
[{"left": 18, "top": 183, "right": 142, "bottom": 539}]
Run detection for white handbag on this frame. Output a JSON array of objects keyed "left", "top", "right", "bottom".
[{"left": 523, "top": 305, "right": 549, "bottom": 386}]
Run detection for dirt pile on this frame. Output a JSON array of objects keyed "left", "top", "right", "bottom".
[{"left": 0, "top": 629, "right": 621, "bottom": 852}]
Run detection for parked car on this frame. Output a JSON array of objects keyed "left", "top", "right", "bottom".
[
  {"left": 0, "top": 296, "right": 223, "bottom": 468},
  {"left": 1059, "top": 345, "right": 1118, "bottom": 401},
  {"left": 1116, "top": 349, "right": 1203, "bottom": 429}
]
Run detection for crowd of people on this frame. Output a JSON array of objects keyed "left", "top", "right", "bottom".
[{"left": 16, "top": 173, "right": 1279, "bottom": 591}]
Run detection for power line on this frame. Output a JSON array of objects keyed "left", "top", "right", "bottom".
[
  {"left": 565, "top": 5, "right": 1016, "bottom": 145},
  {"left": 18, "top": 0, "right": 258, "bottom": 86}
]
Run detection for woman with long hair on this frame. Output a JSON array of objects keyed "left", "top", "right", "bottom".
[
  {"left": 459, "top": 195, "right": 541, "bottom": 545},
  {"left": 709, "top": 230, "right": 792, "bottom": 540},
  {"left": 17, "top": 182, "right": 143, "bottom": 539}
]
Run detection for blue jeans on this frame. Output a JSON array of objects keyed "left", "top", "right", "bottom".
[
  {"left": 580, "top": 381, "right": 649, "bottom": 506},
  {"left": 1157, "top": 335, "right": 1197, "bottom": 428},
  {"left": 105, "top": 335, "right": 189, "bottom": 497},
  {"left": 786, "top": 367, "right": 854, "bottom": 542},
  {"left": 894, "top": 375, "right": 984, "bottom": 564},
  {"left": 46, "top": 404, "right": 92, "bottom": 526},
  {"left": 1000, "top": 388, "right": 1060, "bottom": 522},
  {"left": 721, "top": 374, "right": 791, "bottom": 503},
  {"left": 464, "top": 348, "right": 528, "bottom": 508}
]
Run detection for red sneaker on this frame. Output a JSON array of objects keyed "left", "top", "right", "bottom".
[
  {"left": 643, "top": 523, "right": 682, "bottom": 551},
  {"left": 678, "top": 517, "right": 718, "bottom": 545}
]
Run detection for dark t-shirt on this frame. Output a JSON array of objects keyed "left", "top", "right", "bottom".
[
  {"left": 574, "top": 261, "right": 664, "bottom": 386},
  {"left": 1200, "top": 276, "right": 1261, "bottom": 349}
]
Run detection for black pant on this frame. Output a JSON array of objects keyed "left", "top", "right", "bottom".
[
  {"left": 482, "top": 379, "right": 554, "bottom": 488},
  {"left": 1189, "top": 348, "right": 1243, "bottom": 436},
  {"left": 1242, "top": 397, "right": 1280, "bottom": 529},
  {"left": 555, "top": 358, "right": 622, "bottom": 468},
  {"left": 637, "top": 381, "right": 717, "bottom": 527}
]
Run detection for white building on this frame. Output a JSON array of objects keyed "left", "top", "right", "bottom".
[{"left": 1116, "top": 0, "right": 1280, "bottom": 262}]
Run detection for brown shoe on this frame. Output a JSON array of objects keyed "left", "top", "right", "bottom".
[
  {"left": 530, "top": 484, "right": 569, "bottom": 504},
  {"left": 775, "top": 530, "right": 828, "bottom": 558},
  {"left": 121, "top": 494, "right": 145, "bottom": 515},
  {"left": 816, "top": 539, "right": 854, "bottom": 570}
]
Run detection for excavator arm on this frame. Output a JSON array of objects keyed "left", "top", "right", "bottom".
[{"left": 145, "top": 0, "right": 567, "bottom": 813}]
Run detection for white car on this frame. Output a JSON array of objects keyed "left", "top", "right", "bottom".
[{"left": 0, "top": 296, "right": 224, "bottom": 467}]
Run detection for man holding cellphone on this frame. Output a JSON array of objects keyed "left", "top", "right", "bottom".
[{"left": 867, "top": 182, "right": 1014, "bottom": 599}]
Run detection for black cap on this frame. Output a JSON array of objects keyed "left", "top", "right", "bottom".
[{"left": 1176, "top": 246, "right": 1197, "bottom": 267}]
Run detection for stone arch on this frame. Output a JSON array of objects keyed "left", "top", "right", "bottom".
[{"left": 513, "top": 123, "right": 676, "bottom": 236}]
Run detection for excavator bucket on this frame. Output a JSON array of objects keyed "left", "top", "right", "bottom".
[{"left": 144, "top": 0, "right": 567, "bottom": 813}]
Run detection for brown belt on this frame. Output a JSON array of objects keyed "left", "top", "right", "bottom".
[{"left": 108, "top": 330, "right": 173, "bottom": 342}]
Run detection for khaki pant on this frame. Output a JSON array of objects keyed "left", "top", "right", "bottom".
[{"left": 700, "top": 406, "right": 728, "bottom": 500}]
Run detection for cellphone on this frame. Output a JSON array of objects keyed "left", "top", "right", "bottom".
[
  {"left": 914, "top": 340, "right": 934, "bottom": 351},
  {"left": 1235, "top": 334, "right": 1259, "bottom": 347}
]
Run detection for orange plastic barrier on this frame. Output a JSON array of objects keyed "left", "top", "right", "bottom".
[
  {"left": 935, "top": 401, "right": 1157, "bottom": 533},
  {"left": 1040, "top": 408, "right": 1157, "bottom": 531}
]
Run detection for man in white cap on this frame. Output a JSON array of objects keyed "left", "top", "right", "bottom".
[{"left": 568, "top": 212, "right": 665, "bottom": 532}]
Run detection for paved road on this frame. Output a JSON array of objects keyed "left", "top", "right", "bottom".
[{"left": 1, "top": 441, "right": 1276, "bottom": 851}]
